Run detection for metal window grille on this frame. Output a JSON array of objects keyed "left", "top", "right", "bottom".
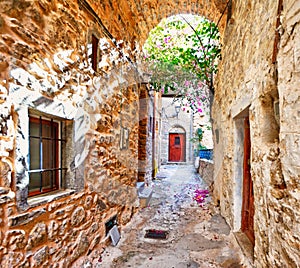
[{"left": 28, "top": 116, "right": 67, "bottom": 196}]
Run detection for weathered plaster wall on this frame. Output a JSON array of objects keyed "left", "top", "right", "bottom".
[
  {"left": 0, "top": 0, "right": 141, "bottom": 266},
  {"left": 213, "top": 0, "right": 300, "bottom": 267}
]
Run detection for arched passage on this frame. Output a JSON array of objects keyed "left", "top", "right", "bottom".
[
  {"left": 1, "top": 0, "right": 299, "bottom": 267},
  {"left": 84, "top": 0, "right": 228, "bottom": 46}
]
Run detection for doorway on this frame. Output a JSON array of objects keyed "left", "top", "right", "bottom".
[
  {"left": 169, "top": 133, "right": 186, "bottom": 162},
  {"left": 241, "top": 117, "right": 255, "bottom": 245}
]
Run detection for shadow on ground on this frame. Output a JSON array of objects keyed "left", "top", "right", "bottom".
[{"left": 97, "top": 165, "right": 250, "bottom": 268}]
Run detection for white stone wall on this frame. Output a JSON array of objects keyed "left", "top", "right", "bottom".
[
  {"left": 160, "top": 97, "right": 194, "bottom": 164},
  {"left": 193, "top": 109, "right": 213, "bottom": 150},
  {"left": 213, "top": 0, "right": 300, "bottom": 266}
]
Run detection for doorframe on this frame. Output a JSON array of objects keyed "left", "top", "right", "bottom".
[
  {"left": 241, "top": 116, "right": 255, "bottom": 245},
  {"left": 168, "top": 132, "right": 186, "bottom": 162},
  {"left": 233, "top": 108, "right": 254, "bottom": 246},
  {"left": 232, "top": 117, "right": 245, "bottom": 231}
]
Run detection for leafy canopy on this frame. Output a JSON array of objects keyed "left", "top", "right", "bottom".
[{"left": 143, "top": 15, "right": 221, "bottom": 112}]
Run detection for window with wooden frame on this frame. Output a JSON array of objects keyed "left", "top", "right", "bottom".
[
  {"left": 91, "top": 34, "right": 99, "bottom": 71},
  {"left": 28, "top": 115, "right": 66, "bottom": 196}
]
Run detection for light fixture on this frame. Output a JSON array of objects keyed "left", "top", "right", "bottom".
[{"left": 175, "top": 105, "right": 181, "bottom": 118}]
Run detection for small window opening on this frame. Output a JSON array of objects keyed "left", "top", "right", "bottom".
[
  {"left": 92, "top": 34, "right": 99, "bottom": 71},
  {"left": 29, "top": 116, "right": 67, "bottom": 196},
  {"left": 175, "top": 136, "right": 180, "bottom": 145},
  {"left": 105, "top": 215, "right": 118, "bottom": 236}
]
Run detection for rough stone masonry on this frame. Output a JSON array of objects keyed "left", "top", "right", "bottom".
[
  {"left": 213, "top": 1, "right": 300, "bottom": 267},
  {"left": 0, "top": 0, "right": 299, "bottom": 267},
  {"left": 0, "top": 0, "right": 145, "bottom": 266}
]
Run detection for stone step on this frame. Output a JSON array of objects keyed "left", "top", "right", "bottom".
[
  {"left": 136, "top": 182, "right": 145, "bottom": 194},
  {"left": 138, "top": 186, "right": 153, "bottom": 208}
]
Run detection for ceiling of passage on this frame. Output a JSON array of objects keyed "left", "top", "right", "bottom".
[{"left": 86, "top": 0, "right": 229, "bottom": 45}]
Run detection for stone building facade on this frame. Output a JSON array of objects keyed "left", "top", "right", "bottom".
[
  {"left": 138, "top": 85, "right": 160, "bottom": 184},
  {"left": 0, "top": 0, "right": 148, "bottom": 266},
  {"left": 159, "top": 97, "right": 212, "bottom": 165},
  {"left": 213, "top": 0, "right": 300, "bottom": 267},
  {"left": 160, "top": 97, "right": 194, "bottom": 164},
  {"left": 0, "top": 0, "right": 299, "bottom": 267}
]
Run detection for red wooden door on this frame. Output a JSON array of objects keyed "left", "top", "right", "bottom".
[
  {"left": 169, "top": 133, "right": 185, "bottom": 162},
  {"left": 241, "top": 117, "right": 255, "bottom": 245}
]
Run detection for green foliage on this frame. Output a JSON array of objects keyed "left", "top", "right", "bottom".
[
  {"left": 143, "top": 15, "right": 221, "bottom": 112},
  {"left": 196, "top": 128, "right": 203, "bottom": 142},
  {"left": 190, "top": 127, "right": 207, "bottom": 152}
]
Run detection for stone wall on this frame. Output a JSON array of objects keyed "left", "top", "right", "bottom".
[
  {"left": 160, "top": 97, "right": 194, "bottom": 164},
  {"left": 138, "top": 84, "right": 153, "bottom": 185},
  {"left": 0, "top": 0, "right": 142, "bottom": 266},
  {"left": 1, "top": 0, "right": 299, "bottom": 266},
  {"left": 193, "top": 112, "right": 213, "bottom": 150},
  {"left": 1, "top": 191, "right": 118, "bottom": 267},
  {"left": 85, "top": 0, "right": 228, "bottom": 45},
  {"left": 197, "top": 159, "right": 214, "bottom": 189},
  {"left": 272, "top": 0, "right": 300, "bottom": 266},
  {"left": 213, "top": 0, "right": 300, "bottom": 267}
]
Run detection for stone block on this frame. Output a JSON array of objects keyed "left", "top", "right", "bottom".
[
  {"left": 138, "top": 187, "right": 152, "bottom": 208},
  {"left": 9, "top": 209, "right": 46, "bottom": 227},
  {"left": 27, "top": 222, "right": 47, "bottom": 250},
  {"left": 71, "top": 206, "right": 86, "bottom": 227},
  {"left": 32, "top": 246, "right": 49, "bottom": 267}
]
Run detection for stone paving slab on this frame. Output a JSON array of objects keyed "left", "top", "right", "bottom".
[{"left": 95, "top": 165, "right": 251, "bottom": 268}]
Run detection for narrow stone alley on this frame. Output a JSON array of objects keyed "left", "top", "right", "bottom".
[
  {"left": 0, "top": 1, "right": 299, "bottom": 267},
  {"left": 96, "top": 165, "right": 250, "bottom": 268}
]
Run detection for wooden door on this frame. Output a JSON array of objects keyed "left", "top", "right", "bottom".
[
  {"left": 169, "top": 133, "right": 185, "bottom": 162},
  {"left": 241, "top": 117, "right": 255, "bottom": 245}
]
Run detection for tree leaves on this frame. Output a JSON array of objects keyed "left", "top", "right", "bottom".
[{"left": 143, "top": 15, "right": 221, "bottom": 112}]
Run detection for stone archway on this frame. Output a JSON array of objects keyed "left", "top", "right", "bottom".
[
  {"left": 168, "top": 125, "right": 186, "bottom": 162},
  {"left": 83, "top": 0, "right": 228, "bottom": 46},
  {"left": 2, "top": 0, "right": 299, "bottom": 267}
]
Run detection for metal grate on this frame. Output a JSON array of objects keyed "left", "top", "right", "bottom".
[{"left": 145, "top": 229, "right": 169, "bottom": 240}]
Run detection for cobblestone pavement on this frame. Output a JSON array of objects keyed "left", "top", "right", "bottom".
[{"left": 97, "top": 164, "right": 251, "bottom": 268}]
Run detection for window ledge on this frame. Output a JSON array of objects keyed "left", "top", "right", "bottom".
[{"left": 28, "top": 189, "right": 76, "bottom": 208}]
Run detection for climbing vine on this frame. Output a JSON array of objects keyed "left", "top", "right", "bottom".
[{"left": 143, "top": 15, "right": 221, "bottom": 112}]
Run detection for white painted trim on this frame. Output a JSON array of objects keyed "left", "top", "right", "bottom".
[{"left": 232, "top": 118, "right": 245, "bottom": 231}]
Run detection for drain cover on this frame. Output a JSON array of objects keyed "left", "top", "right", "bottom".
[{"left": 145, "top": 229, "right": 169, "bottom": 239}]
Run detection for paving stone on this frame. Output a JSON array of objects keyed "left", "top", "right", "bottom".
[{"left": 99, "top": 164, "right": 249, "bottom": 268}]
